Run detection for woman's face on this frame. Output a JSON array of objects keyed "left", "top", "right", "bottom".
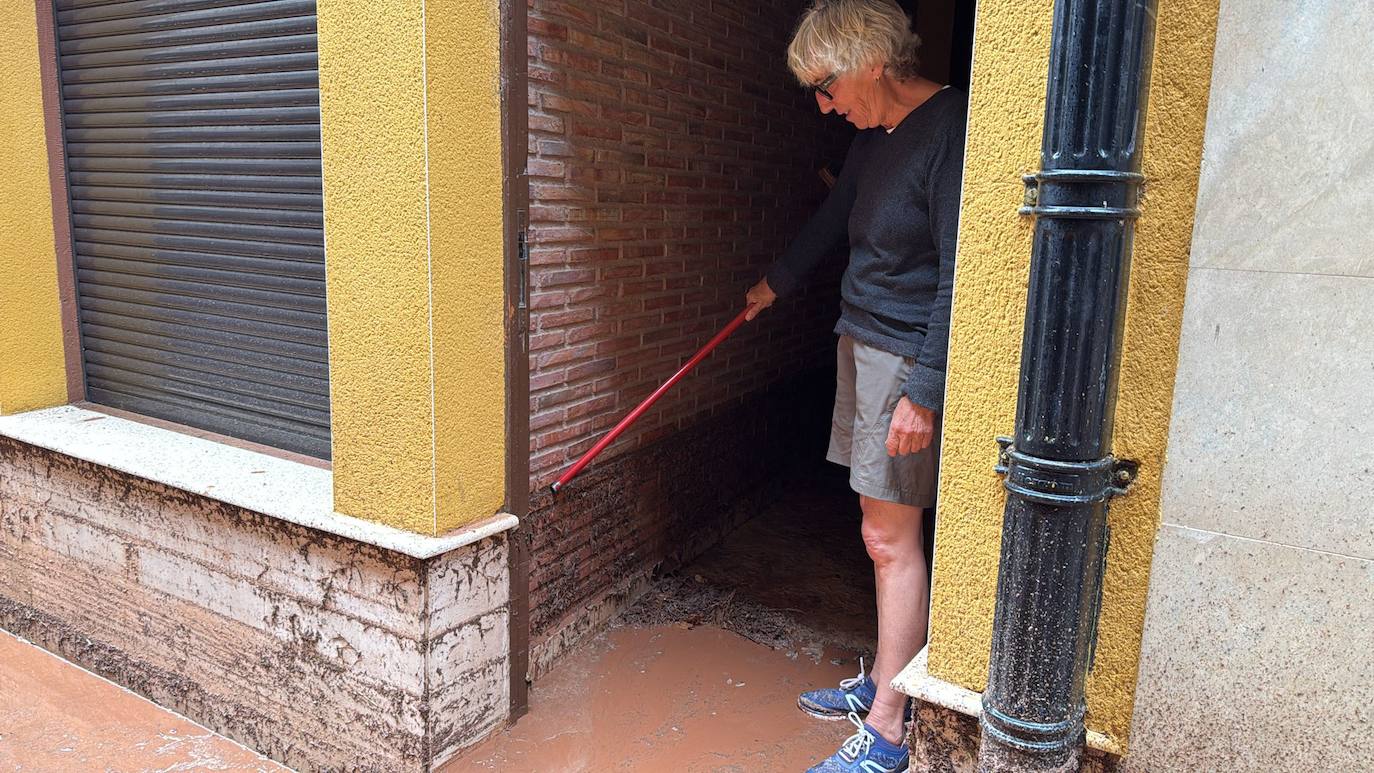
[{"left": 812, "top": 65, "right": 884, "bottom": 129}]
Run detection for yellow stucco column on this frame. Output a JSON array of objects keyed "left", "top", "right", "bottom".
[
  {"left": 926, "top": 0, "right": 1220, "bottom": 748},
  {"left": 0, "top": 4, "right": 68, "bottom": 416},
  {"left": 317, "top": 0, "right": 507, "bottom": 534}
]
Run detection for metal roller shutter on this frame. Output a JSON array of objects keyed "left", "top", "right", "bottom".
[{"left": 54, "top": 0, "right": 330, "bottom": 459}]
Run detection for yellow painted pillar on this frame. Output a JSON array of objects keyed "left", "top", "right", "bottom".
[
  {"left": 0, "top": 4, "right": 68, "bottom": 415},
  {"left": 317, "top": 0, "right": 507, "bottom": 534},
  {"left": 925, "top": 0, "right": 1220, "bottom": 748}
]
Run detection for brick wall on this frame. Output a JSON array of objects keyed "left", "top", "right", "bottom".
[{"left": 526, "top": 0, "right": 851, "bottom": 651}]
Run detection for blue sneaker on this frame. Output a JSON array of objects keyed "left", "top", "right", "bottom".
[
  {"left": 798, "top": 658, "right": 877, "bottom": 719},
  {"left": 805, "top": 712, "right": 910, "bottom": 772}
]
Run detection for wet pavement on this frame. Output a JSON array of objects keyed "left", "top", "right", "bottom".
[{"left": 0, "top": 630, "right": 284, "bottom": 772}]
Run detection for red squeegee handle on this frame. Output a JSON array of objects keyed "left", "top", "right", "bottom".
[{"left": 550, "top": 307, "right": 752, "bottom": 495}]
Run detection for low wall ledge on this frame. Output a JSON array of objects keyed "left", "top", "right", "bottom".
[{"left": 0, "top": 404, "right": 516, "bottom": 560}]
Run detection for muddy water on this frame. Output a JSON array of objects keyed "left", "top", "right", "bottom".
[
  {"left": 449, "top": 624, "right": 863, "bottom": 773},
  {"left": 0, "top": 631, "right": 282, "bottom": 771}
]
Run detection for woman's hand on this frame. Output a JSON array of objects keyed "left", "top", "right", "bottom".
[
  {"left": 744, "top": 277, "right": 777, "bottom": 321},
  {"left": 886, "top": 396, "right": 935, "bottom": 456}
]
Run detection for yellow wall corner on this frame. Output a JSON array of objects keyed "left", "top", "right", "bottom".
[
  {"left": 318, "top": 0, "right": 507, "bottom": 534},
  {"left": 0, "top": 4, "right": 68, "bottom": 416},
  {"left": 926, "top": 0, "right": 1220, "bottom": 747}
]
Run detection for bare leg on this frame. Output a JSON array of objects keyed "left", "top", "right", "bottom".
[{"left": 859, "top": 494, "right": 929, "bottom": 745}]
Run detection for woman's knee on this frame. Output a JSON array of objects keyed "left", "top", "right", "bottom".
[{"left": 859, "top": 497, "right": 922, "bottom": 568}]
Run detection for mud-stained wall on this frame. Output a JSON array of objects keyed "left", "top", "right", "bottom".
[
  {"left": 317, "top": 0, "right": 506, "bottom": 534},
  {"left": 524, "top": 0, "right": 850, "bottom": 662},
  {"left": 0, "top": 3, "right": 67, "bottom": 415},
  {"left": 0, "top": 438, "right": 510, "bottom": 771},
  {"left": 527, "top": 373, "right": 832, "bottom": 672},
  {"left": 925, "top": 0, "right": 1220, "bottom": 747}
]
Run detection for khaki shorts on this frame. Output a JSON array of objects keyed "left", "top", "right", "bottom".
[{"left": 827, "top": 335, "right": 939, "bottom": 507}]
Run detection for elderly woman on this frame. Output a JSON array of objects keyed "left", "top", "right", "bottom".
[{"left": 744, "top": 1, "right": 966, "bottom": 771}]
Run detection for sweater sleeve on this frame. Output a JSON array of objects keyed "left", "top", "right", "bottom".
[
  {"left": 765, "top": 133, "right": 865, "bottom": 297},
  {"left": 903, "top": 122, "right": 966, "bottom": 413}
]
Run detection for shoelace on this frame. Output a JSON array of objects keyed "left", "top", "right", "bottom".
[
  {"left": 837, "top": 711, "right": 899, "bottom": 773},
  {"left": 838, "top": 711, "right": 874, "bottom": 761},
  {"left": 839, "top": 657, "right": 867, "bottom": 692},
  {"left": 839, "top": 657, "right": 870, "bottom": 712}
]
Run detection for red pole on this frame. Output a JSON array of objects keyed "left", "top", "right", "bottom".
[{"left": 550, "top": 307, "right": 752, "bottom": 494}]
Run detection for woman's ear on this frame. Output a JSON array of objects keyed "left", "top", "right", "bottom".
[{"left": 867, "top": 62, "right": 885, "bottom": 81}]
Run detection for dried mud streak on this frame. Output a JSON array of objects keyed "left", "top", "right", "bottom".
[
  {"left": 619, "top": 575, "right": 871, "bottom": 662},
  {"left": 425, "top": 538, "right": 513, "bottom": 765},
  {"left": 909, "top": 700, "right": 1119, "bottom": 773}
]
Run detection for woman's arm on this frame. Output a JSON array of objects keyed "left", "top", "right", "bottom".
[
  {"left": 764, "top": 133, "right": 867, "bottom": 298},
  {"left": 903, "top": 125, "right": 966, "bottom": 413}
]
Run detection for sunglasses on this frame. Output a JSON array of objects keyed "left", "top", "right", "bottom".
[{"left": 811, "top": 71, "right": 838, "bottom": 101}]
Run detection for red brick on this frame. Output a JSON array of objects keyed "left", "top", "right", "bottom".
[
  {"left": 529, "top": 331, "right": 565, "bottom": 351},
  {"left": 594, "top": 226, "right": 644, "bottom": 241},
  {"left": 527, "top": 158, "right": 566, "bottom": 177},
  {"left": 597, "top": 264, "right": 643, "bottom": 280},
  {"left": 565, "top": 321, "right": 616, "bottom": 344},
  {"left": 571, "top": 120, "right": 624, "bottom": 142},
  {"left": 535, "top": 268, "right": 597, "bottom": 288},
  {"left": 564, "top": 395, "right": 617, "bottom": 421},
  {"left": 537, "top": 308, "right": 596, "bottom": 329},
  {"left": 527, "top": 0, "right": 850, "bottom": 641},
  {"left": 529, "top": 291, "right": 569, "bottom": 311}
]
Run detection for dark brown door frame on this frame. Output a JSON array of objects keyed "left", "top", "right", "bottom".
[
  {"left": 34, "top": 0, "right": 84, "bottom": 404},
  {"left": 501, "top": 0, "right": 532, "bottom": 720}
]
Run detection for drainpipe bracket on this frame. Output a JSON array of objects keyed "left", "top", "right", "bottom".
[
  {"left": 994, "top": 435, "right": 1014, "bottom": 475},
  {"left": 994, "top": 438, "right": 1140, "bottom": 504},
  {"left": 1020, "top": 170, "right": 1144, "bottom": 219},
  {"left": 1109, "top": 457, "right": 1140, "bottom": 497}
]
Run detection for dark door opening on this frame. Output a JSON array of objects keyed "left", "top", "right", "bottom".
[
  {"left": 519, "top": 0, "right": 975, "bottom": 698},
  {"left": 616, "top": 0, "right": 974, "bottom": 664},
  {"left": 457, "top": 0, "right": 977, "bottom": 767}
]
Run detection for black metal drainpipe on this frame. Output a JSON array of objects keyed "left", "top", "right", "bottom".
[{"left": 977, "top": 0, "right": 1155, "bottom": 770}]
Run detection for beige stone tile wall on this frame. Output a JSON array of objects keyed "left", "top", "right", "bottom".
[
  {"left": 1125, "top": 527, "right": 1373, "bottom": 770},
  {"left": 1128, "top": 0, "right": 1374, "bottom": 767}
]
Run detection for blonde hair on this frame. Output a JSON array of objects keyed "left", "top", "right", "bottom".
[{"left": 787, "top": 0, "right": 922, "bottom": 85}]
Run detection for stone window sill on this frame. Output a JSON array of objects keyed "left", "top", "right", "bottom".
[{"left": 0, "top": 405, "right": 515, "bottom": 559}]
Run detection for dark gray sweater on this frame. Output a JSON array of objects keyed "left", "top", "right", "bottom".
[{"left": 767, "top": 87, "right": 967, "bottom": 412}]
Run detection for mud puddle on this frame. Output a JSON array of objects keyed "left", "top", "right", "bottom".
[{"left": 446, "top": 624, "right": 860, "bottom": 773}]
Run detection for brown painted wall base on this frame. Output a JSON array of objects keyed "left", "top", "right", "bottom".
[{"left": 0, "top": 438, "right": 511, "bottom": 772}]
